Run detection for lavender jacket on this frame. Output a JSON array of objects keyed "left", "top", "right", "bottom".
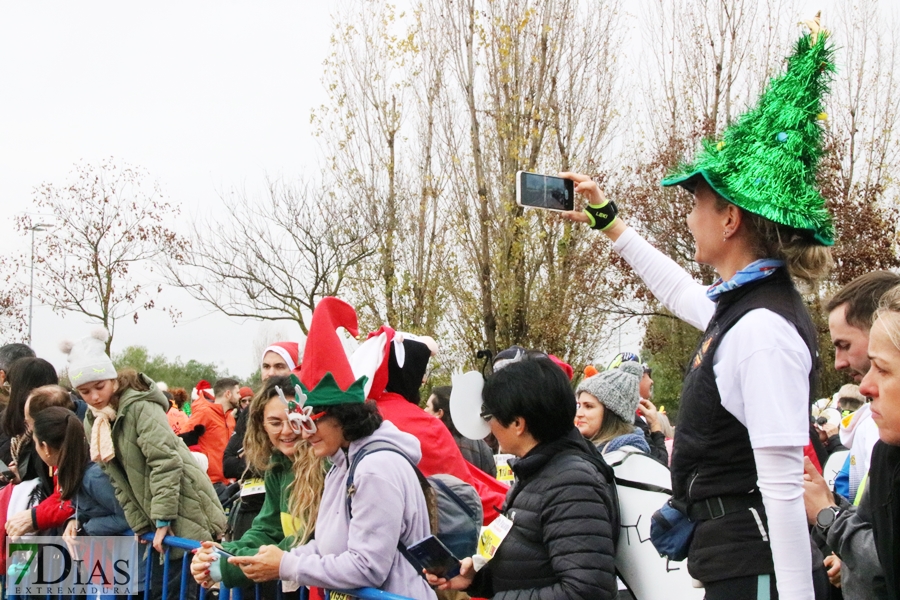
[{"left": 279, "top": 420, "right": 437, "bottom": 600}]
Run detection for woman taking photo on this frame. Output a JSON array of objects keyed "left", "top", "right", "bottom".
[
  {"left": 561, "top": 19, "right": 833, "bottom": 600},
  {"left": 190, "top": 375, "right": 323, "bottom": 592},
  {"left": 429, "top": 353, "right": 618, "bottom": 599},
  {"left": 228, "top": 297, "right": 436, "bottom": 599},
  {"left": 575, "top": 361, "right": 650, "bottom": 455}
]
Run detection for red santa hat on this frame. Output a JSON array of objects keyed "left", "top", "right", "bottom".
[
  {"left": 192, "top": 379, "right": 214, "bottom": 401},
  {"left": 261, "top": 341, "right": 300, "bottom": 371}
]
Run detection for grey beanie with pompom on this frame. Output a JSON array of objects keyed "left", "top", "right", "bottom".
[
  {"left": 60, "top": 328, "right": 116, "bottom": 387},
  {"left": 575, "top": 360, "right": 643, "bottom": 423}
]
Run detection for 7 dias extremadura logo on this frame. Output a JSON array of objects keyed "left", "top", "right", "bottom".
[{"left": 7, "top": 536, "right": 141, "bottom": 596}]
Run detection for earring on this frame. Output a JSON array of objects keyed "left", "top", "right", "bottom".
[{"left": 723, "top": 230, "right": 729, "bottom": 241}]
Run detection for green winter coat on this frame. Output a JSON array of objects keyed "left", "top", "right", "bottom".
[
  {"left": 84, "top": 374, "right": 226, "bottom": 544},
  {"left": 220, "top": 452, "right": 304, "bottom": 588}
]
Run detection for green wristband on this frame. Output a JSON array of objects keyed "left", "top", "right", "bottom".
[{"left": 583, "top": 200, "right": 618, "bottom": 231}]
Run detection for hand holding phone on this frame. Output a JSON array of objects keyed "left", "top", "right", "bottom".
[
  {"left": 516, "top": 171, "right": 574, "bottom": 212},
  {"left": 406, "top": 535, "right": 462, "bottom": 579}
]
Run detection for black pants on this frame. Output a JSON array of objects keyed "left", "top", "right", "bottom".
[{"left": 704, "top": 574, "right": 778, "bottom": 600}]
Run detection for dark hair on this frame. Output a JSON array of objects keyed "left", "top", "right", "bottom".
[
  {"left": 32, "top": 406, "right": 89, "bottom": 500},
  {"left": 429, "top": 386, "right": 457, "bottom": 436},
  {"left": 0, "top": 344, "right": 35, "bottom": 373},
  {"left": 3, "top": 358, "right": 58, "bottom": 437},
  {"left": 213, "top": 378, "right": 241, "bottom": 398},
  {"left": 825, "top": 271, "right": 900, "bottom": 332},
  {"left": 838, "top": 396, "right": 864, "bottom": 412},
  {"left": 482, "top": 355, "right": 576, "bottom": 443},
  {"left": 27, "top": 385, "right": 75, "bottom": 417},
  {"left": 170, "top": 387, "right": 188, "bottom": 410},
  {"left": 323, "top": 401, "right": 383, "bottom": 442}
]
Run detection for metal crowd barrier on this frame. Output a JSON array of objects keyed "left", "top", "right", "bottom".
[
  {"left": 140, "top": 533, "right": 414, "bottom": 600},
  {"left": 0, "top": 534, "right": 414, "bottom": 600}
]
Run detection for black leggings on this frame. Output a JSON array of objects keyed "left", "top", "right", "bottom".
[{"left": 704, "top": 574, "right": 778, "bottom": 600}]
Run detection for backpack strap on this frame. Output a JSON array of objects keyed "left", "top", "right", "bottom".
[{"left": 344, "top": 440, "right": 430, "bottom": 576}]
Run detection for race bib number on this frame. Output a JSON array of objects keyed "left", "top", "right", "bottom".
[
  {"left": 241, "top": 478, "right": 265, "bottom": 497},
  {"left": 476, "top": 513, "right": 513, "bottom": 563}
]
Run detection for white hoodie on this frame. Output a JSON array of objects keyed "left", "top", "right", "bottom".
[{"left": 839, "top": 403, "right": 880, "bottom": 500}]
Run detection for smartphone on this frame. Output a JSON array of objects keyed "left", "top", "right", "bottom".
[
  {"left": 406, "top": 535, "right": 461, "bottom": 579},
  {"left": 515, "top": 171, "right": 574, "bottom": 212},
  {"left": 213, "top": 548, "right": 234, "bottom": 559},
  {"left": 0, "top": 460, "right": 13, "bottom": 480}
]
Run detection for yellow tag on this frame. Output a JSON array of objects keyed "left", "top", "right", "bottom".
[
  {"left": 494, "top": 453, "right": 515, "bottom": 483},
  {"left": 240, "top": 478, "right": 265, "bottom": 497},
  {"left": 327, "top": 593, "right": 351, "bottom": 600},
  {"left": 477, "top": 513, "right": 513, "bottom": 562}
]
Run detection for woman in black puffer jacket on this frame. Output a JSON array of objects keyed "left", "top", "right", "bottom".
[{"left": 429, "top": 354, "right": 618, "bottom": 600}]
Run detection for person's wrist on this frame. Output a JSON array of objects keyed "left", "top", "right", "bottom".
[
  {"left": 583, "top": 200, "right": 618, "bottom": 231},
  {"left": 815, "top": 505, "right": 840, "bottom": 531}
]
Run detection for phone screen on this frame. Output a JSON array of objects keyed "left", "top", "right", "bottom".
[
  {"left": 516, "top": 171, "right": 574, "bottom": 211},
  {"left": 406, "top": 535, "right": 461, "bottom": 579}
]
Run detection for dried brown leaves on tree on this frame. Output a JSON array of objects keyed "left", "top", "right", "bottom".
[
  {"left": 615, "top": 0, "right": 900, "bottom": 408},
  {"left": 15, "top": 159, "right": 185, "bottom": 353},
  {"left": 319, "top": 0, "right": 626, "bottom": 369}
]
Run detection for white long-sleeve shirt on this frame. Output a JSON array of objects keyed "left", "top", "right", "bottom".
[{"left": 613, "top": 227, "right": 814, "bottom": 599}]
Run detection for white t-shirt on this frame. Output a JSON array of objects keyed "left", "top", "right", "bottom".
[{"left": 613, "top": 226, "right": 814, "bottom": 599}]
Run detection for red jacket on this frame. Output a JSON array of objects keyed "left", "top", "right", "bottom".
[
  {"left": 186, "top": 399, "right": 236, "bottom": 484},
  {"left": 374, "top": 392, "right": 508, "bottom": 523},
  {"left": 32, "top": 470, "right": 75, "bottom": 531}
]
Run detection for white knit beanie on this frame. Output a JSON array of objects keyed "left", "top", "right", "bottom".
[
  {"left": 60, "top": 329, "right": 116, "bottom": 387},
  {"left": 575, "top": 360, "right": 643, "bottom": 423}
]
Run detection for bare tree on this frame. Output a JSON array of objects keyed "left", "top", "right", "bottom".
[
  {"left": 168, "top": 179, "right": 374, "bottom": 335},
  {"left": 819, "top": 0, "right": 900, "bottom": 286},
  {"left": 423, "top": 0, "right": 625, "bottom": 366},
  {"left": 0, "top": 273, "right": 26, "bottom": 345},
  {"left": 313, "top": 0, "right": 449, "bottom": 336},
  {"left": 15, "top": 159, "right": 185, "bottom": 353}
]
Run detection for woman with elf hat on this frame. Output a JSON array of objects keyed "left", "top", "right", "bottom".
[
  {"left": 562, "top": 15, "right": 834, "bottom": 600},
  {"left": 228, "top": 297, "right": 436, "bottom": 599}
]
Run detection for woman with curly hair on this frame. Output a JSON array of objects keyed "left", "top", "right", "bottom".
[
  {"left": 190, "top": 375, "right": 325, "bottom": 592},
  {"left": 227, "top": 298, "right": 436, "bottom": 599}
]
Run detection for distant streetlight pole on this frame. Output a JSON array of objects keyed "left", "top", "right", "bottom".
[{"left": 28, "top": 223, "right": 53, "bottom": 347}]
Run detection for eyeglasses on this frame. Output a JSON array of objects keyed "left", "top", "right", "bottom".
[
  {"left": 264, "top": 410, "right": 326, "bottom": 435},
  {"left": 479, "top": 406, "right": 494, "bottom": 423},
  {"left": 290, "top": 409, "right": 328, "bottom": 435}
]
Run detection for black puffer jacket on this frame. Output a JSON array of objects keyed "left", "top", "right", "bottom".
[{"left": 468, "top": 428, "right": 617, "bottom": 600}]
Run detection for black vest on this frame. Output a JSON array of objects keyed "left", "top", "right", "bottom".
[
  {"left": 671, "top": 269, "right": 819, "bottom": 582},
  {"left": 672, "top": 268, "right": 818, "bottom": 503}
]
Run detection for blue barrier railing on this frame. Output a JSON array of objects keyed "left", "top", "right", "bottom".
[
  {"left": 0, "top": 534, "right": 414, "bottom": 600},
  {"left": 138, "top": 533, "right": 414, "bottom": 600}
]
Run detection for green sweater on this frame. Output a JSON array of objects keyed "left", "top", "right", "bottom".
[{"left": 220, "top": 452, "right": 301, "bottom": 588}]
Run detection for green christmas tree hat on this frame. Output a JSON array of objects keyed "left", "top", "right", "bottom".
[
  {"left": 295, "top": 296, "right": 368, "bottom": 407},
  {"left": 661, "top": 14, "right": 836, "bottom": 246}
]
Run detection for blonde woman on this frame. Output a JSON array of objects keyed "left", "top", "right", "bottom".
[{"left": 190, "top": 375, "right": 325, "bottom": 590}]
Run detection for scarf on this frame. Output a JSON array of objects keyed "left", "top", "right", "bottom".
[
  {"left": 88, "top": 405, "right": 118, "bottom": 463},
  {"left": 706, "top": 259, "right": 785, "bottom": 301}
]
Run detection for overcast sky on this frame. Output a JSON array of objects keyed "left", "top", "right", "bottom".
[
  {"left": 0, "top": 1, "right": 842, "bottom": 379},
  {"left": 0, "top": 2, "right": 336, "bottom": 377}
]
